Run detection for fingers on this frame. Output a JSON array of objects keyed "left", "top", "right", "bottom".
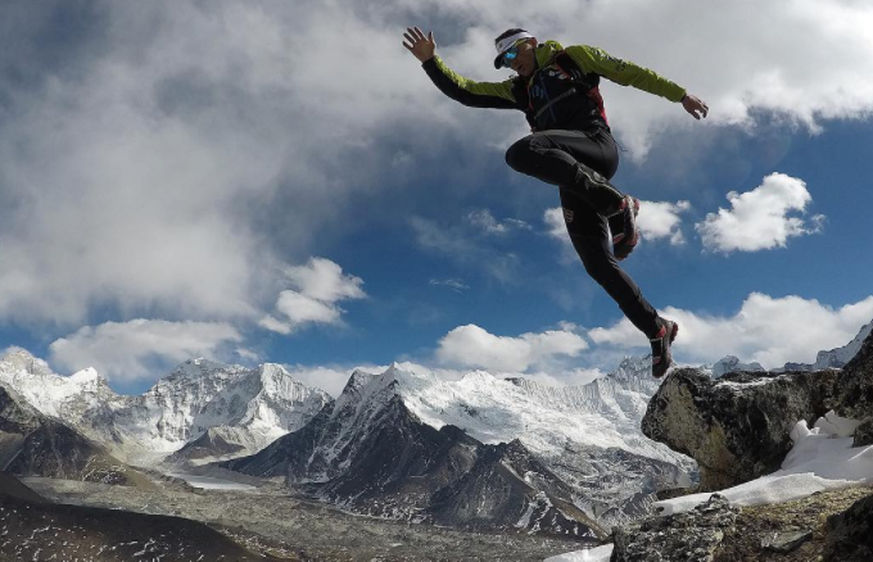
[
  {"left": 402, "top": 31, "right": 415, "bottom": 51},
  {"left": 404, "top": 27, "right": 433, "bottom": 44},
  {"left": 683, "top": 95, "right": 709, "bottom": 120}
]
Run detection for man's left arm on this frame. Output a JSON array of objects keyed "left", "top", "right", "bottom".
[{"left": 566, "top": 45, "right": 708, "bottom": 119}]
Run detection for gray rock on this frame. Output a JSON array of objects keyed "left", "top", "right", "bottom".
[
  {"left": 835, "top": 330, "right": 873, "bottom": 443},
  {"left": 611, "top": 494, "right": 738, "bottom": 562},
  {"left": 852, "top": 418, "right": 873, "bottom": 447},
  {"left": 823, "top": 494, "right": 873, "bottom": 562},
  {"left": 641, "top": 368, "right": 838, "bottom": 490},
  {"left": 760, "top": 529, "right": 812, "bottom": 553}
]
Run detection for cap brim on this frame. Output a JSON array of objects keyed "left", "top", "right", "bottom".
[{"left": 493, "top": 53, "right": 506, "bottom": 70}]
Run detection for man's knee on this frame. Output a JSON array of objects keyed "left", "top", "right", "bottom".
[
  {"left": 505, "top": 133, "right": 552, "bottom": 172},
  {"left": 505, "top": 136, "right": 534, "bottom": 172}
]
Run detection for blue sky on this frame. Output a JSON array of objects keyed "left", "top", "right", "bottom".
[{"left": 1, "top": 1, "right": 872, "bottom": 396}]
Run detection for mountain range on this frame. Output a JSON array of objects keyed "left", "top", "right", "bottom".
[
  {"left": 0, "top": 319, "right": 869, "bottom": 536},
  {"left": 0, "top": 350, "right": 331, "bottom": 465}
]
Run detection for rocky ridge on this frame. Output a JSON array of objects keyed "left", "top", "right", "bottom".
[{"left": 606, "top": 326, "right": 873, "bottom": 560}]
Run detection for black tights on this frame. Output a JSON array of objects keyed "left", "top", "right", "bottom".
[{"left": 505, "top": 129, "right": 660, "bottom": 338}]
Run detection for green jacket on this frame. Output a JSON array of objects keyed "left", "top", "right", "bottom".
[{"left": 422, "top": 40, "right": 686, "bottom": 131}]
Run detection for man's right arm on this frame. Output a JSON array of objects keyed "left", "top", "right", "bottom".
[
  {"left": 422, "top": 56, "right": 518, "bottom": 110},
  {"left": 404, "top": 27, "right": 517, "bottom": 110}
]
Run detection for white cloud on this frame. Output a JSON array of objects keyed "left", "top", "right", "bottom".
[
  {"left": 3, "top": 0, "right": 872, "bottom": 360},
  {"left": 588, "top": 293, "right": 873, "bottom": 368},
  {"left": 49, "top": 319, "right": 244, "bottom": 382},
  {"left": 436, "top": 323, "right": 588, "bottom": 372},
  {"left": 283, "top": 365, "right": 356, "bottom": 398},
  {"left": 546, "top": 200, "right": 690, "bottom": 249},
  {"left": 283, "top": 258, "right": 366, "bottom": 303},
  {"left": 637, "top": 200, "right": 691, "bottom": 245},
  {"left": 696, "top": 173, "right": 825, "bottom": 252},
  {"left": 260, "top": 258, "right": 365, "bottom": 334},
  {"left": 466, "top": 209, "right": 530, "bottom": 235},
  {"left": 544, "top": 207, "right": 569, "bottom": 242},
  {"left": 429, "top": 278, "right": 471, "bottom": 292}
]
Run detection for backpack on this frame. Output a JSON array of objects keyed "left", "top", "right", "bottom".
[{"left": 511, "top": 49, "right": 609, "bottom": 131}]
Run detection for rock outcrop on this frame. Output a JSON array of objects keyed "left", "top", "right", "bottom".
[
  {"left": 608, "top": 329, "right": 873, "bottom": 561},
  {"left": 835, "top": 330, "right": 873, "bottom": 446},
  {"left": 612, "top": 494, "right": 739, "bottom": 562},
  {"left": 641, "top": 368, "right": 838, "bottom": 490},
  {"left": 823, "top": 493, "right": 873, "bottom": 561}
]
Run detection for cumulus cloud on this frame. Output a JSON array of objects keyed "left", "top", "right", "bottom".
[
  {"left": 546, "top": 200, "right": 689, "bottom": 247},
  {"left": 49, "top": 319, "right": 244, "bottom": 382},
  {"left": 696, "top": 173, "right": 825, "bottom": 252},
  {"left": 3, "top": 1, "right": 872, "bottom": 382},
  {"left": 1, "top": 1, "right": 869, "bottom": 327},
  {"left": 589, "top": 293, "right": 873, "bottom": 368},
  {"left": 544, "top": 207, "right": 569, "bottom": 241},
  {"left": 260, "top": 258, "right": 365, "bottom": 334},
  {"left": 436, "top": 323, "right": 588, "bottom": 372},
  {"left": 283, "top": 365, "right": 356, "bottom": 398},
  {"left": 637, "top": 200, "right": 691, "bottom": 245}
]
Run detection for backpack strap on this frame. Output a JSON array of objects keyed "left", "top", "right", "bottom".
[{"left": 553, "top": 50, "right": 609, "bottom": 126}]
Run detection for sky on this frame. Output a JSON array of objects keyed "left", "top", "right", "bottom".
[{"left": 1, "top": 0, "right": 872, "bottom": 396}]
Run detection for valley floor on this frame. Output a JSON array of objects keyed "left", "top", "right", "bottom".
[{"left": 22, "top": 476, "right": 596, "bottom": 562}]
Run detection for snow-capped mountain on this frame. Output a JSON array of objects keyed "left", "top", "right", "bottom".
[
  {"left": 780, "top": 320, "right": 873, "bottom": 372},
  {"left": 226, "top": 358, "right": 693, "bottom": 528},
  {"left": 225, "top": 364, "right": 607, "bottom": 538},
  {"left": 709, "top": 356, "right": 765, "bottom": 378},
  {"left": 0, "top": 349, "right": 331, "bottom": 465},
  {"left": 0, "top": 382, "right": 147, "bottom": 485}
]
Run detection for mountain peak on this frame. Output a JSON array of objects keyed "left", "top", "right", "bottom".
[
  {"left": 69, "top": 367, "right": 108, "bottom": 387},
  {"left": 0, "top": 347, "right": 55, "bottom": 377}
]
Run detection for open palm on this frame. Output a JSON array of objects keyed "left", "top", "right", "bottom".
[{"left": 403, "top": 27, "right": 436, "bottom": 63}]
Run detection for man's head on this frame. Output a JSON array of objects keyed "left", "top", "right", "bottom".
[{"left": 494, "top": 28, "right": 537, "bottom": 77}]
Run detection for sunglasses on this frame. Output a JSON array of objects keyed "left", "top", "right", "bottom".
[{"left": 500, "top": 40, "right": 528, "bottom": 68}]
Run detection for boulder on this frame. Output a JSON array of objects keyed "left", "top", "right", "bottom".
[
  {"left": 642, "top": 368, "right": 838, "bottom": 490},
  {"left": 611, "top": 494, "right": 738, "bottom": 562},
  {"left": 852, "top": 418, "right": 873, "bottom": 447},
  {"left": 822, "top": 494, "right": 873, "bottom": 562}
]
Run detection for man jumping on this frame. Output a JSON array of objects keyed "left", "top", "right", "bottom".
[{"left": 402, "top": 26, "right": 708, "bottom": 377}]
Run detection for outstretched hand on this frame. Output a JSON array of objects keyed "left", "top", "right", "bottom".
[
  {"left": 403, "top": 27, "right": 436, "bottom": 63},
  {"left": 682, "top": 94, "right": 709, "bottom": 120}
]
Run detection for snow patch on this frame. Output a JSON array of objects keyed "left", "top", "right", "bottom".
[
  {"left": 655, "top": 411, "right": 873, "bottom": 515},
  {"left": 544, "top": 543, "right": 614, "bottom": 562}
]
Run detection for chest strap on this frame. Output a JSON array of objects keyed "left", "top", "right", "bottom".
[{"left": 532, "top": 87, "right": 578, "bottom": 120}]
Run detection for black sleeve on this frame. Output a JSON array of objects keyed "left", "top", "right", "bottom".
[{"left": 422, "top": 57, "right": 519, "bottom": 110}]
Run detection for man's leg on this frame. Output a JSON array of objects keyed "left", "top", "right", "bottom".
[
  {"left": 560, "top": 188, "right": 660, "bottom": 338},
  {"left": 505, "top": 130, "right": 623, "bottom": 215}
]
